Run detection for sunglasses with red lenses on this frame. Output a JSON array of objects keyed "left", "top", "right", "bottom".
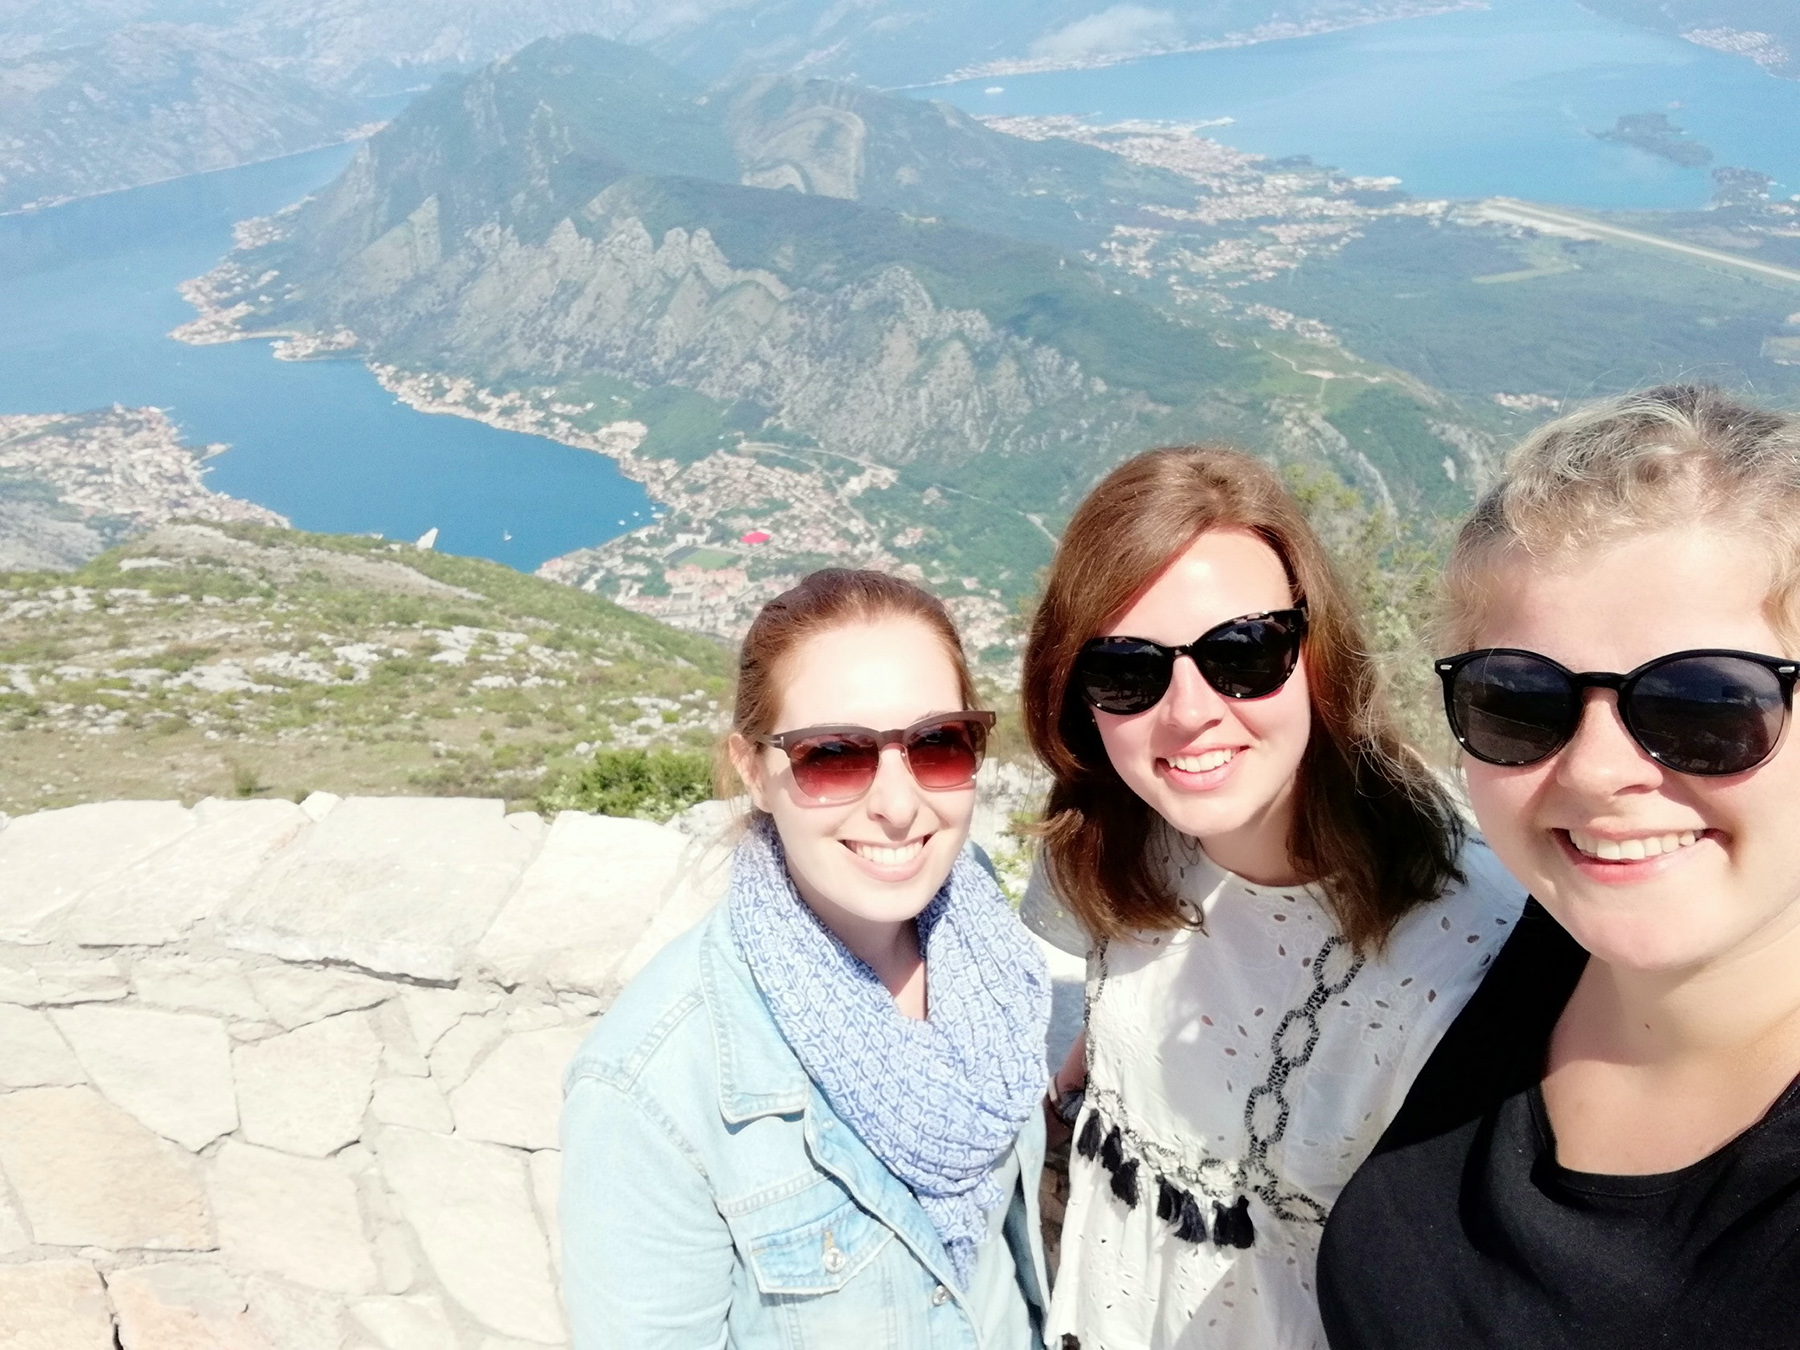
[{"left": 756, "top": 711, "right": 996, "bottom": 802}]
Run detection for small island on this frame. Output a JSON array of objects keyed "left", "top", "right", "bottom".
[{"left": 1594, "top": 112, "right": 1714, "bottom": 168}]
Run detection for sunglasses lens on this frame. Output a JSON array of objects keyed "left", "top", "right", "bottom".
[
  {"left": 904, "top": 718, "right": 987, "bottom": 790},
  {"left": 786, "top": 733, "right": 880, "bottom": 801},
  {"left": 1195, "top": 614, "right": 1304, "bottom": 699},
  {"left": 1076, "top": 644, "right": 1172, "bottom": 715},
  {"left": 1628, "top": 655, "right": 1788, "bottom": 776},
  {"left": 1450, "top": 652, "right": 1577, "bottom": 765}
]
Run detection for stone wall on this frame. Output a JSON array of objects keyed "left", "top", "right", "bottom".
[{"left": 0, "top": 793, "right": 736, "bottom": 1350}]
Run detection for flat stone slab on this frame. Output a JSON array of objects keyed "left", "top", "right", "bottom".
[
  {"left": 109, "top": 1261, "right": 276, "bottom": 1350},
  {"left": 376, "top": 1128, "right": 563, "bottom": 1344},
  {"left": 220, "top": 799, "right": 542, "bottom": 981},
  {"left": 59, "top": 798, "right": 310, "bottom": 947},
  {"left": 0, "top": 1085, "right": 213, "bottom": 1250},
  {"left": 52, "top": 1004, "right": 237, "bottom": 1151},
  {"left": 476, "top": 812, "right": 686, "bottom": 988},
  {"left": 0, "top": 1260, "right": 115, "bottom": 1350},
  {"left": 449, "top": 1024, "right": 588, "bottom": 1151},
  {"left": 0, "top": 1003, "right": 85, "bottom": 1088},
  {"left": 209, "top": 1140, "right": 379, "bottom": 1295},
  {"left": 0, "top": 800, "right": 195, "bottom": 941},
  {"left": 233, "top": 1011, "right": 381, "bottom": 1157}
]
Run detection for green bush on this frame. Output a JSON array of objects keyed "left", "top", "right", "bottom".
[{"left": 541, "top": 747, "right": 715, "bottom": 821}]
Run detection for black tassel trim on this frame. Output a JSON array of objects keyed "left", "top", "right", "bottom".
[
  {"left": 1110, "top": 1157, "right": 1140, "bottom": 1208},
  {"left": 1212, "top": 1196, "right": 1255, "bottom": 1249},
  {"left": 1061, "top": 1337, "right": 1082, "bottom": 1350},
  {"left": 1099, "top": 1125, "right": 1125, "bottom": 1174},
  {"left": 1075, "top": 1111, "right": 1102, "bottom": 1161},
  {"left": 1155, "top": 1176, "right": 1180, "bottom": 1223},
  {"left": 1173, "top": 1189, "right": 1211, "bottom": 1244}
]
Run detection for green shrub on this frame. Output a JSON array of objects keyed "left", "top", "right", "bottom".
[{"left": 541, "top": 747, "right": 714, "bottom": 821}]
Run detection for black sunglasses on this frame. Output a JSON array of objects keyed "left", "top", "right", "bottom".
[
  {"left": 1075, "top": 608, "right": 1308, "bottom": 716},
  {"left": 1437, "top": 647, "right": 1798, "bottom": 777}
]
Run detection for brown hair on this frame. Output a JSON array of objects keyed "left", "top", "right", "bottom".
[
  {"left": 721, "top": 567, "right": 979, "bottom": 800},
  {"left": 1443, "top": 384, "right": 1800, "bottom": 653},
  {"left": 1022, "top": 446, "right": 1463, "bottom": 953}
]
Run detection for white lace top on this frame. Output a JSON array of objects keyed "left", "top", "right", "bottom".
[{"left": 1024, "top": 827, "right": 1525, "bottom": 1350}]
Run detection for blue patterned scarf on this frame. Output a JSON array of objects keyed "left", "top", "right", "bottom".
[{"left": 729, "top": 819, "right": 1050, "bottom": 1287}]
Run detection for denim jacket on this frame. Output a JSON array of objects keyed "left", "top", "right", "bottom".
[{"left": 561, "top": 900, "right": 1050, "bottom": 1350}]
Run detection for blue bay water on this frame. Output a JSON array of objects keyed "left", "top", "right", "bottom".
[
  {"left": 0, "top": 144, "right": 652, "bottom": 571},
  {"left": 931, "top": 0, "right": 1800, "bottom": 209}
]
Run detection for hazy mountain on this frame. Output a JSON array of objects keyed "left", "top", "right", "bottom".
[{"left": 0, "top": 25, "right": 364, "bottom": 210}]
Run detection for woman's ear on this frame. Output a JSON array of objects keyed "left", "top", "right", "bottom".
[{"left": 728, "top": 732, "right": 773, "bottom": 813}]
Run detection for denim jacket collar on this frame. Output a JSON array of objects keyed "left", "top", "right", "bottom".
[
  {"left": 696, "top": 903, "right": 980, "bottom": 1294},
  {"left": 698, "top": 902, "right": 812, "bottom": 1123}
]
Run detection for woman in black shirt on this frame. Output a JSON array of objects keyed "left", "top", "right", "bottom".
[{"left": 1318, "top": 385, "right": 1800, "bottom": 1348}]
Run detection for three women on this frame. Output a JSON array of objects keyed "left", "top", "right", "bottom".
[{"left": 564, "top": 382, "right": 1800, "bottom": 1347}]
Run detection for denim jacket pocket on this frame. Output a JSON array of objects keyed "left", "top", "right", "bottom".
[{"left": 729, "top": 1180, "right": 896, "bottom": 1297}]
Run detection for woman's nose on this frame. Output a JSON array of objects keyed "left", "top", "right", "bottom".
[
  {"left": 1554, "top": 689, "right": 1665, "bottom": 796},
  {"left": 862, "top": 743, "right": 921, "bottom": 825},
  {"left": 1160, "top": 655, "right": 1226, "bottom": 729}
]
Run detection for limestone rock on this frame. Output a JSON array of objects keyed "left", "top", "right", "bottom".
[
  {"left": 221, "top": 798, "right": 541, "bottom": 980},
  {"left": 0, "top": 1186, "right": 30, "bottom": 1252},
  {"left": 0, "top": 1260, "right": 115, "bottom": 1350},
  {"left": 210, "top": 1140, "right": 379, "bottom": 1294},
  {"left": 376, "top": 1128, "right": 563, "bottom": 1343},
  {"left": 401, "top": 986, "right": 492, "bottom": 1056},
  {"left": 350, "top": 1294, "right": 459, "bottom": 1350},
  {"left": 369, "top": 1076, "right": 452, "bottom": 1132},
  {"left": 299, "top": 791, "right": 341, "bottom": 822},
  {"left": 234, "top": 1011, "right": 381, "bottom": 1157},
  {"left": 0, "top": 956, "right": 128, "bottom": 1006},
  {"left": 0, "top": 1086, "right": 213, "bottom": 1249},
  {"left": 109, "top": 1261, "right": 276, "bottom": 1350},
  {"left": 247, "top": 966, "right": 392, "bottom": 1030},
  {"left": 0, "top": 799, "right": 194, "bottom": 940},
  {"left": 477, "top": 812, "right": 685, "bottom": 987},
  {"left": 134, "top": 956, "right": 267, "bottom": 1021},
  {"left": 427, "top": 1013, "right": 502, "bottom": 1091},
  {"left": 242, "top": 1275, "right": 348, "bottom": 1350},
  {"left": 449, "top": 1025, "right": 588, "bottom": 1151},
  {"left": 609, "top": 832, "right": 734, "bottom": 992},
  {"left": 52, "top": 1005, "right": 237, "bottom": 1150},
  {"left": 529, "top": 1150, "right": 562, "bottom": 1275},
  {"left": 59, "top": 799, "right": 309, "bottom": 947},
  {"left": 0, "top": 1003, "right": 85, "bottom": 1087}
]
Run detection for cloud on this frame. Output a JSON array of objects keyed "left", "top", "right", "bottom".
[{"left": 1029, "top": 5, "right": 1184, "bottom": 62}]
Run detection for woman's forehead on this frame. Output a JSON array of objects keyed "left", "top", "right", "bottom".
[
  {"left": 775, "top": 618, "right": 963, "bottom": 726},
  {"left": 1106, "top": 528, "right": 1291, "bottom": 637}
]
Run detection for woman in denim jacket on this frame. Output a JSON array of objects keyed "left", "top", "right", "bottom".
[{"left": 561, "top": 568, "right": 1053, "bottom": 1349}]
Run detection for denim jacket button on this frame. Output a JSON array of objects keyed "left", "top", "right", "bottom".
[
  {"left": 931, "top": 1284, "right": 950, "bottom": 1306},
  {"left": 823, "top": 1247, "right": 847, "bottom": 1274}
]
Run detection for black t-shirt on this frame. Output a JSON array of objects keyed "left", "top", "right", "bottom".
[{"left": 1318, "top": 899, "right": 1800, "bottom": 1349}]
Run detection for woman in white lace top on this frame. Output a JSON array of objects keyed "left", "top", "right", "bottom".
[{"left": 1019, "top": 448, "right": 1525, "bottom": 1349}]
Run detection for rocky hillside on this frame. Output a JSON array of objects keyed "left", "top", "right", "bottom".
[
  {"left": 0, "top": 521, "right": 729, "bottom": 817},
  {"left": 181, "top": 35, "right": 1487, "bottom": 630},
  {"left": 0, "top": 26, "right": 365, "bottom": 211}
]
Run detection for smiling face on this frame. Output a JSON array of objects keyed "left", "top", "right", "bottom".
[
  {"left": 731, "top": 615, "right": 976, "bottom": 935},
  {"left": 1090, "top": 527, "right": 1313, "bottom": 884},
  {"left": 1463, "top": 526, "right": 1800, "bottom": 973}
]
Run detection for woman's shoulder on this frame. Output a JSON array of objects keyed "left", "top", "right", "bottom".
[
  {"left": 565, "top": 910, "right": 718, "bottom": 1100},
  {"left": 1371, "top": 834, "right": 1527, "bottom": 982}
]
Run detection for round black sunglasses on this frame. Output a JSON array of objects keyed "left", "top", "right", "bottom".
[
  {"left": 1436, "top": 647, "right": 1798, "bottom": 777},
  {"left": 1075, "top": 608, "right": 1308, "bottom": 715}
]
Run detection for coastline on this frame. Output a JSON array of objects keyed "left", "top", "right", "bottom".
[{"left": 924, "top": 1, "right": 1488, "bottom": 86}]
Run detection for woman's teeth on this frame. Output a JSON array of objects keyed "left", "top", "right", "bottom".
[
  {"left": 849, "top": 839, "right": 924, "bottom": 866},
  {"left": 1567, "top": 828, "right": 1699, "bottom": 861},
  {"left": 1168, "top": 748, "right": 1236, "bottom": 773}
]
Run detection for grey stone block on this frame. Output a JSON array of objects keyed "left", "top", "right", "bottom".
[{"left": 0, "top": 800, "right": 194, "bottom": 940}]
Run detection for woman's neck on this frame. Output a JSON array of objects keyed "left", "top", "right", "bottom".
[
  {"left": 795, "top": 883, "right": 929, "bottom": 1020},
  {"left": 1545, "top": 902, "right": 1800, "bottom": 1173},
  {"left": 1190, "top": 789, "right": 1302, "bottom": 888}
]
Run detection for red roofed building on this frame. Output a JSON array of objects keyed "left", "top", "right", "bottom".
[{"left": 740, "top": 530, "right": 771, "bottom": 545}]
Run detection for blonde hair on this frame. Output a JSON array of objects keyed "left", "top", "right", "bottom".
[{"left": 1443, "top": 384, "right": 1800, "bottom": 653}]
